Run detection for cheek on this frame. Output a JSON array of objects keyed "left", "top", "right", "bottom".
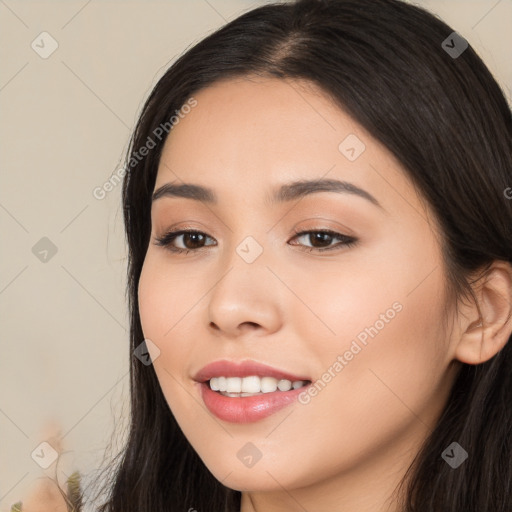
[
  {"left": 277, "top": 242, "right": 450, "bottom": 470},
  {"left": 280, "top": 254, "right": 426, "bottom": 353},
  {"left": 138, "top": 255, "right": 204, "bottom": 340},
  {"left": 137, "top": 255, "right": 208, "bottom": 414},
  {"left": 260, "top": 277, "right": 450, "bottom": 489},
  {"left": 318, "top": 235, "right": 450, "bottom": 409},
  {"left": 313, "top": 262, "right": 450, "bottom": 444},
  {"left": 137, "top": 258, "right": 192, "bottom": 400}
]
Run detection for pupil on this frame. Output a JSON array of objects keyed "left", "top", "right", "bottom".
[
  {"left": 185, "top": 233, "right": 204, "bottom": 248},
  {"left": 181, "top": 232, "right": 333, "bottom": 249},
  {"left": 311, "top": 232, "right": 331, "bottom": 247}
]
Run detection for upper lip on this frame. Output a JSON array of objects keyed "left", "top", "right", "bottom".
[{"left": 194, "top": 359, "right": 311, "bottom": 383}]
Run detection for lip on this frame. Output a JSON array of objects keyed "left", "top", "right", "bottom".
[{"left": 194, "top": 359, "right": 312, "bottom": 423}]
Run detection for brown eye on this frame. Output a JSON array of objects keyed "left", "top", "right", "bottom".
[
  {"left": 179, "top": 232, "right": 208, "bottom": 249},
  {"left": 305, "top": 232, "right": 335, "bottom": 248},
  {"left": 154, "top": 230, "right": 216, "bottom": 253},
  {"left": 290, "top": 229, "right": 357, "bottom": 252}
]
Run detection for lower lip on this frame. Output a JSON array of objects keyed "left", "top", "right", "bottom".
[{"left": 199, "top": 382, "right": 309, "bottom": 423}]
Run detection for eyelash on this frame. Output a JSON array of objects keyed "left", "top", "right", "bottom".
[{"left": 153, "top": 227, "right": 357, "bottom": 255}]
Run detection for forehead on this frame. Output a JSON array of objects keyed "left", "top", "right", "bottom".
[
  {"left": 154, "top": 76, "right": 421, "bottom": 218},
  {"left": 160, "top": 76, "right": 353, "bottom": 164}
]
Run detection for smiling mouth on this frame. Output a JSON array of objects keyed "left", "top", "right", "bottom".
[{"left": 207, "top": 375, "right": 312, "bottom": 397}]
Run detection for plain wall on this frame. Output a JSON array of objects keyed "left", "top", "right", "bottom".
[{"left": 0, "top": 0, "right": 510, "bottom": 509}]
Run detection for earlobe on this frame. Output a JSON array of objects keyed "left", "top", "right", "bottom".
[{"left": 454, "top": 261, "right": 512, "bottom": 365}]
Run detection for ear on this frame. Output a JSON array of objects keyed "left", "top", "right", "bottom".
[{"left": 455, "top": 261, "right": 512, "bottom": 365}]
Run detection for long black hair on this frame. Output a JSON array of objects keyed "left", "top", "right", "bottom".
[{"left": 91, "top": 0, "right": 512, "bottom": 510}]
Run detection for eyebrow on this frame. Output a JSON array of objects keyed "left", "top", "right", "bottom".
[{"left": 152, "top": 178, "right": 383, "bottom": 209}]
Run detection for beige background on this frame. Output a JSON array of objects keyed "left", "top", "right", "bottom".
[{"left": 0, "top": 0, "right": 510, "bottom": 509}]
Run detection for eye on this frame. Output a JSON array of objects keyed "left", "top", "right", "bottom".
[
  {"left": 153, "top": 229, "right": 216, "bottom": 254},
  {"left": 153, "top": 228, "right": 357, "bottom": 255},
  {"left": 289, "top": 228, "right": 357, "bottom": 253}
]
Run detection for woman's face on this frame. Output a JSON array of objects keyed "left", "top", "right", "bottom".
[{"left": 138, "top": 76, "right": 460, "bottom": 501}]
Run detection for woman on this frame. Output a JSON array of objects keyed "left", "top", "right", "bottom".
[
  {"left": 14, "top": 0, "right": 512, "bottom": 510},
  {"left": 97, "top": 0, "right": 512, "bottom": 510},
  {"left": 111, "top": 0, "right": 512, "bottom": 509}
]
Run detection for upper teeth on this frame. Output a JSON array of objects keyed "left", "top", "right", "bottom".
[{"left": 209, "top": 376, "right": 307, "bottom": 393}]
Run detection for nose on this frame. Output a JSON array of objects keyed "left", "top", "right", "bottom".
[{"left": 207, "top": 251, "right": 283, "bottom": 339}]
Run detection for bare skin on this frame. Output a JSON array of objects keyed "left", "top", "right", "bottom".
[{"left": 138, "top": 76, "right": 512, "bottom": 511}]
